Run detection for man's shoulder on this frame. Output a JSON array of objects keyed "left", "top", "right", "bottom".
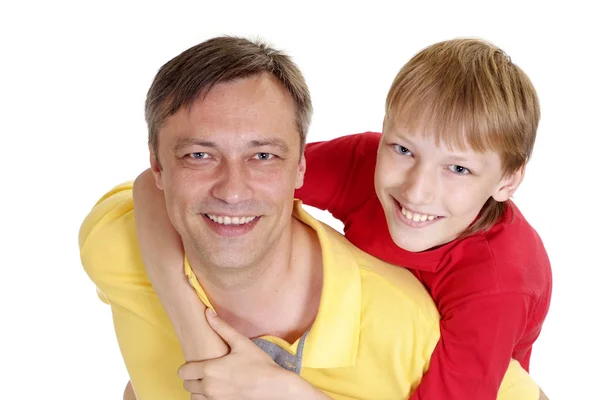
[
  {"left": 354, "top": 247, "right": 440, "bottom": 323},
  {"left": 297, "top": 203, "right": 438, "bottom": 321},
  {"left": 79, "top": 182, "right": 146, "bottom": 285},
  {"left": 318, "top": 218, "right": 439, "bottom": 324},
  {"left": 79, "top": 182, "right": 134, "bottom": 246},
  {"left": 323, "top": 226, "right": 441, "bottom": 383}
]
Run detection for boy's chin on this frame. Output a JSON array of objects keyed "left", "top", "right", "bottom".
[
  {"left": 390, "top": 232, "right": 434, "bottom": 253},
  {"left": 390, "top": 225, "right": 457, "bottom": 253}
]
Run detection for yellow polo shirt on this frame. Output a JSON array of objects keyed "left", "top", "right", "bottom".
[{"left": 79, "top": 182, "right": 540, "bottom": 400}]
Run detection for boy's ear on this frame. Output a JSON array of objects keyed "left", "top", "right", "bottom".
[{"left": 492, "top": 165, "right": 525, "bottom": 202}]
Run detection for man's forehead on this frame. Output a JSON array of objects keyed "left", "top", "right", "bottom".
[
  {"left": 197, "top": 74, "right": 293, "bottom": 106},
  {"left": 174, "top": 80, "right": 295, "bottom": 125},
  {"left": 157, "top": 76, "right": 299, "bottom": 151}
]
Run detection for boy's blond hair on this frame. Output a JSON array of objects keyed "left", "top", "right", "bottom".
[{"left": 385, "top": 38, "right": 540, "bottom": 236}]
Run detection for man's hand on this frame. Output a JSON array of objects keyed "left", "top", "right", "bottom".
[{"left": 178, "top": 309, "right": 331, "bottom": 400}]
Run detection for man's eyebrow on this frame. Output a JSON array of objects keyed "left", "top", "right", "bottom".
[
  {"left": 173, "top": 138, "right": 218, "bottom": 152},
  {"left": 249, "top": 138, "right": 290, "bottom": 153}
]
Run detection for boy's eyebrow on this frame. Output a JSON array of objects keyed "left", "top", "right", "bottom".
[
  {"left": 391, "top": 134, "right": 417, "bottom": 147},
  {"left": 392, "top": 133, "right": 481, "bottom": 164},
  {"left": 446, "top": 155, "right": 471, "bottom": 163}
]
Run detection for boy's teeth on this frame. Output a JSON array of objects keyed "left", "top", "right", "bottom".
[
  {"left": 207, "top": 214, "right": 257, "bottom": 225},
  {"left": 401, "top": 207, "right": 437, "bottom": 222}
]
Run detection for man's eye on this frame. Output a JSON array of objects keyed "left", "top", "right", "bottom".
[
  {"left": 393, "top": 144, "right": 412, "bottom": 156},
  {"left": 254, "top": 152, "right": 274, "bottom": 160},
  {"left": 189, "top": 152, "right": 208, "bottom": 159},
  {"left": 449, "top": 165, "right": 471, "bottom": 175}
]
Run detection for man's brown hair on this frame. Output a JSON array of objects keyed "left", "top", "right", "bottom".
[
  {"left": 385, "top": 38, "right": 540, "bottom": 236},
  {"left": 145, "top": 36, "right": 312, "bottom": 165}
]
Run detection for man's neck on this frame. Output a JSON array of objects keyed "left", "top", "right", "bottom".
[{"left": 187, "top": 218, "right": 323, "bottom": 342}]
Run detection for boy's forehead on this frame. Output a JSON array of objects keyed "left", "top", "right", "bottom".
[
  {"left": 385, "top": 120, "right": 501, "bottom": 161},
  {"left": 385, "top": 113, "right": 490, "bottom": 154}
]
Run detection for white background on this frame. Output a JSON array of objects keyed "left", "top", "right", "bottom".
[{"left": 1, "top": 0, "right": 598, "bottom": 398}]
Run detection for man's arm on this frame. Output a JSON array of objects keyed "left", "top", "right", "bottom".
[{"left": 133, "top": 169, "right": 228, "bottom": 361}]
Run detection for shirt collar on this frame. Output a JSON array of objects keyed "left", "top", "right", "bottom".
[{"left": 184, "top": 199, "right": 362, "bottom": 369}]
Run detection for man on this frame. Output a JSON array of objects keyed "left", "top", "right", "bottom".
[{"left": 79, "top": 36, "right": 545, "bottom": 399}]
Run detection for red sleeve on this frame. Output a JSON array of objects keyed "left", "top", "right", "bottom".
[
  {"left": 409, "top": 293, "right": 531, "bottom": 400},
  {"left": 295, "top": 132, "right": 380, "bottom": 222}
]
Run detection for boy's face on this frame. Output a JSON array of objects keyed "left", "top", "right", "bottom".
[{"left": 375, "top": 120, "right": 523, "bottom": 252}]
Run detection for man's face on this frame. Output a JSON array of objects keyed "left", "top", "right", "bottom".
[
  {"left": 151, "top": 74, "right": 306, "bottom": 270},
  {"left": 375, "top": 119, "right": 521, "bottom": 252}
]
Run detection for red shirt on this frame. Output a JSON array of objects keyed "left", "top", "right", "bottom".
[{"left": 295, "top": 132, "right": 552, "bottom": 400}]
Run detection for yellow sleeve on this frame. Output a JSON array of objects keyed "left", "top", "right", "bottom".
[
  {"left": 497, "top": 359, "right": 540, "bottom": 400},
  {"left": 78, "top": 182, "right": 188, "bottom": 400},
  {"left": 79, "top": 181, "right": 135, "bottom": 303}
]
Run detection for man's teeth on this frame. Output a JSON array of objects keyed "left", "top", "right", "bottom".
[
  {"left": 401, "top": 207, "right": 437, "bottom": 222},
  {"left": 206, "top": 214, "right": 257, "bottom": 225}
]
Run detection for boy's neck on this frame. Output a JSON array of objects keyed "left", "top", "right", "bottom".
[{"left": 189, "top": 218, "right": 323, "bottom": 342}]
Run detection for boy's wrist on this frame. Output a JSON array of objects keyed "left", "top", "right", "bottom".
[{"left": 279, "top": 370, "right": 331, "bottom": 400}]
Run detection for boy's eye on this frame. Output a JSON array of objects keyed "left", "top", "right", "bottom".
[
  {"left": 449, "top": 165, "right": 471, "bottom": 175},
  {"left": 393, "top": 144, "right": 412, "bottom": 156},
  {"left": 253, "top": 152, "right": 274, "bottom": 160}
]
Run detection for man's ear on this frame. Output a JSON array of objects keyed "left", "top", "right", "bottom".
[
  {"left": 149, "top": 144, "right": 164, "bottom": 190},
  {"left": 492, "top": 165, "right": 526, "bottom": 202},
  {"left": 295, "top": 152, "right": 306, "bottom": 190}
]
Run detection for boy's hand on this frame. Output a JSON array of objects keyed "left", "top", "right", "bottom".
[{"left": 178, "top": 309, "right": 331, "bottom": 400}]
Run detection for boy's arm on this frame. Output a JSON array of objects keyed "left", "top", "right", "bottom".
[
  {"left": 133, "top": 169, "right": 228, "bottom": 361},
  {"left": 295, "top": 132, "right": 380, "bottom": 221},
  {"left": 123, "top": 381, "right": 136, "bottom": 400},
  {"left": 409, "top": 293, "right": 532, "bottom": 400}
]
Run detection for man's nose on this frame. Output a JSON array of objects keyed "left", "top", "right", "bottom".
[{"left": 211, "top": 162, "right": 253, "bottom": 205}]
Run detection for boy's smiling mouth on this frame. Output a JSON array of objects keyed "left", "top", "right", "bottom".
[{"left": 392, "top": 198, "right": 443, "bottom": 227}]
